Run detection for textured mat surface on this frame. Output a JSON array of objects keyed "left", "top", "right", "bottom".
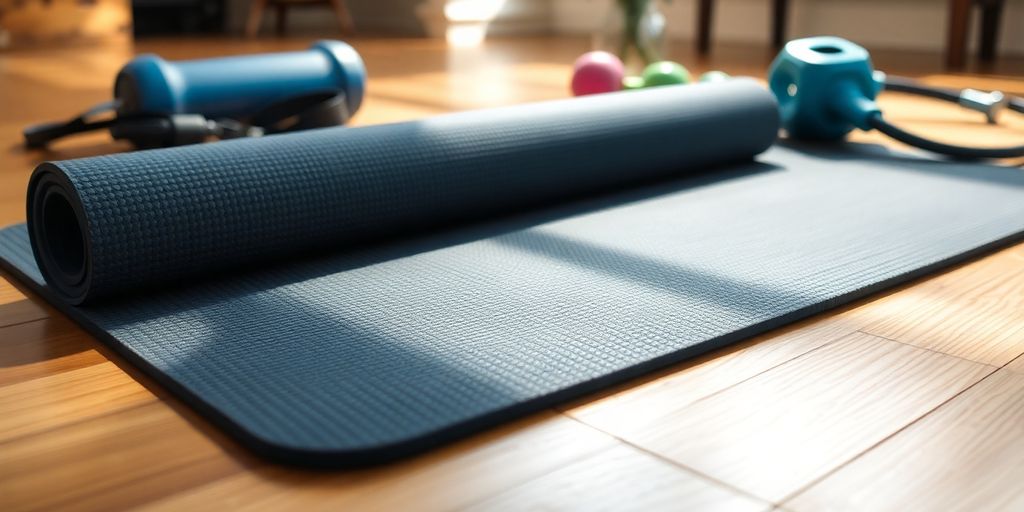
[
  {"left": 26, "top": 81, "right": 777, "bottom": 304},
  {"left": 4, "top": 82, "right": 1024, "bottom": 466}
]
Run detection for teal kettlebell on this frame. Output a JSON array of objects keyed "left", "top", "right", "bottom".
[
  {"left": 767, "top": 36, "right": 885, "bottom": 140},
  {"left": 767, "top": 36, "right": 1024, "bottom": 159}
]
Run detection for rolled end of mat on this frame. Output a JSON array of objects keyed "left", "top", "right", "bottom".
[
  {"left": 27, "top": 164, "right": 93, "bottom": 305},
  {"left": 26, "top": 80, "right": 780, "bottom": 305}
]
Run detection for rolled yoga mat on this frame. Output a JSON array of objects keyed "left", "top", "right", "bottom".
[
  {"left": 27, "top": 80, "right": 778, "bottom": 305},
  {"left": 3, "top": 80, "right": 1024, "bottom": 466}
]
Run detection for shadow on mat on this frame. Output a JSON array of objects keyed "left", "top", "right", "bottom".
[{"left": 493, "top": 230, "right": 816, "bottom": 316}]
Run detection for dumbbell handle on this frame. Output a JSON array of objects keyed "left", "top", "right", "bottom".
[{"left": 114, "top": 40, "right": 365, "bottom": 120}]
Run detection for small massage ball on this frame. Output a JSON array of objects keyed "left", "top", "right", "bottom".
[
  {"left": 641, "top": 61, "right": 691, "bottom": 87},
  {"left": 571, "top": 51, "right": 625, "bottom": 96},
  {"left": 622, "top": 75, "right": 646, "bottom": 90},
  {"left": 699, "top": 70, "right": 731, "bottom": 83}
]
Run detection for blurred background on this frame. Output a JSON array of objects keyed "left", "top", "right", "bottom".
[
  {"left": 0, "top": 0, "right": 1020, "bottom": 175},
  {"left": 0, "top": 0, "right": 1021, "bottom": 68}
]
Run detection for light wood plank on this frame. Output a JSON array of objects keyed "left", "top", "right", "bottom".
[
  {"left": 463, "top": 444, "right": 770, "bottom": 512},
  {"left": 0, "top": 361, "right": 155, "bottom": 442},
  {"left": 0, "top": 317, "right": 107, "bottom": 387},
  {"left": 137, "top": 413, "right": 617, "bottom": 512},
  {"left": 0, "top": 401, "right": 248, "bottom": 512},
  {"left": 574, "top": 331, "right": 994, "bottom": 503},
  {"left": 852, "top": 245, "right": 1024, "bottom": 366},
  {"left": 564, "top": 315, "right": 857, "bottom": 435},
  {"left": 787, "top": 369, "right": 1024, "bottom": 512}
]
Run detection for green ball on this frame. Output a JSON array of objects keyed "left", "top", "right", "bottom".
[
  {"left": 699, "top": 70, "right": 731, "bottom": 83},
  {"left": 640, "top": 61, "right": 691, "bottom": 87}
]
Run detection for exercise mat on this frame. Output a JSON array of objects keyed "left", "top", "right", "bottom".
[{"left": 4, "top": 80, "right": 1024, "bottom": 466}]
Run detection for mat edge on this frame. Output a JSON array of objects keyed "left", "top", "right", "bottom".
[{"left": 2, "top": 222, "right": 1023, "bottom": 467}]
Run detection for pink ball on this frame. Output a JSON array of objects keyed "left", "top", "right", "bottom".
[{"left": 571, "top": 51, "right": 625, "bottom": 97}]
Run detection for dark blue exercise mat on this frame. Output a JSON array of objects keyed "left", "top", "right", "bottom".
[{"left": 4, "top": 80, "right": 1024, "bottom": 466}]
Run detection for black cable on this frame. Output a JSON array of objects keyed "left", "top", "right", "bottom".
[
  {"left": 884, "top": 75, "right": 1024, "bottom": 115},
  {"left": 1011, "top": 96, "right": 1024, "bottom": 115},
  {"left": 883, "top": 76, "right": 960, "bottom": 103},
  {"left": 23, "top": 101, "right": 121, "bottom": 148},
  {"left": 868, "top": 112, "right": 1024, "bottom": 159},
  {"left": 876, "top": 75, "right": 1024, "bottom": 159},
  {"left": 25, "top": 93, "right": 348, "bottom": 149}
]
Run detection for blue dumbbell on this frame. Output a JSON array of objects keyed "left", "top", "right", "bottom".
[{"left": 115, "top": 40, "right": 366, "bottom": 119}]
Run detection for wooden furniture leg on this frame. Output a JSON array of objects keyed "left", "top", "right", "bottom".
[
  {"left": 697, "top": 0, "right": 714, "bottom": 54},
  {"left": 945, "top": 0, "right": 972, "bottom": 68},
  {"left": 329, "top": 0, "right": 355, "bottom": 33},
  {"left": 772, "top": 0, "right": 789, "bottom": 49},
  {"left": 275, "top": 2, "right": 287, "bottom": 35},
  {"left": 245, "top": 0, "right": 267, "bottom": 38},
  {"left": 978, "top": 0, "right": 1005, "bottom": 62}
]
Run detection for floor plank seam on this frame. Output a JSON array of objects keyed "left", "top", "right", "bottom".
[
  {"left": 853, "top": 328, "right": 1003, "bottom": 368},
  {"left": 541, "top": 331, "right": 870, "bottom": 504},
  {"left": 0, "top": 315, "right": 50, "bottom": 331},
  {"left": 445, "top": 428, "right": 628, "bottom": 512},
  {"left": 672, "top": 330, "right": 860, "bottom": 411},
  {"left": 776, "top": 365, "right": 1002, "bottom": 507},
  {"left": 551, "top": 322, "right": 861, "bottom": 417},
  {"left": 1000, "top": 351, "right": 1024, "bottom": 372},
  {"left": 558, "top": 412, "right": 772, "bottom": 506}
]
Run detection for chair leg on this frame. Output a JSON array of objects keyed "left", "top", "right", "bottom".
[
  {"left": 275, "top": 3, "right": 287, "bottom": 35},
  {"left": 945, "top": 0, "right": 972, "bottom": 69},
  {"left": 771, "top": 0, "right": 788, "bottom": 49},
  {"left": 697, "top": 0, "right": 713, "bottom": 55},
  {"left": 245, "top": 0, "right": 267, "bottom": 38},
  {"left": 328, "top": 0, "right": 355, "bottom": 34},
  {"left": 978, "top": 0, "right": 1004, "bottom": 61}
]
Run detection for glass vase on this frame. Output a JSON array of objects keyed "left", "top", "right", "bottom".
[{"left": 593, "top": 0, "right": 667, "bottom": 73}]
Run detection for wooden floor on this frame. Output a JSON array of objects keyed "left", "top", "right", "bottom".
[{"left": 1, "top": 36, "right": 1024, "bottom": 511}]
